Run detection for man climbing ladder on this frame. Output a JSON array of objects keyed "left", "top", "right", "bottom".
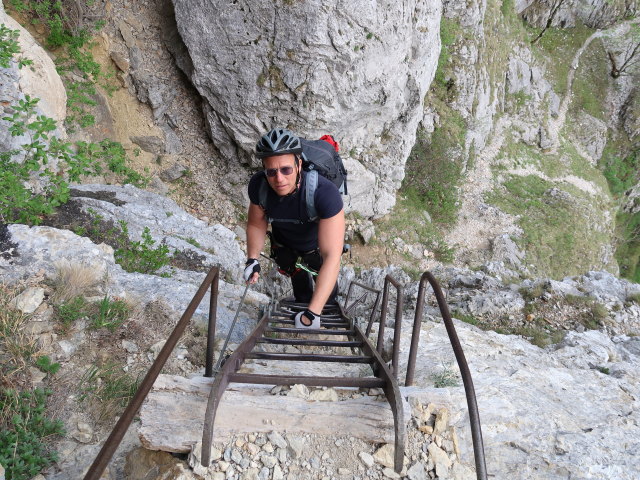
[{"left": 243, "top": 127, "right": 345, "bottom": 329}]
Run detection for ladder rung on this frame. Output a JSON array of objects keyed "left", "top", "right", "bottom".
[
  {"left": 269, "top": 319, "right": 349, "bottom": 327},
  {"left": 257, "top": 338, "right": 362, "bottom": 347},
  {"left": 246, "top": 352, "right": 373, "bottom": 363},
  {"left": 265, "top": 327, "right": 354, "bottom": 335},
  {"left": 228, "top": 373, "right": 385, "bottom": 388}
]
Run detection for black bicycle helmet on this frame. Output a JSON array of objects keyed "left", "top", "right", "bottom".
[{"left": 255, "top": 128, "right": 303, "bottom": 158}]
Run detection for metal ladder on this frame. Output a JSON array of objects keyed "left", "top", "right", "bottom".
[{"left": 200, "top": 296, "right": 407, "bottom": 473}]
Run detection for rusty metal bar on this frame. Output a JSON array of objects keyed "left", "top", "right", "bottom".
[
  {"left": 266, "top": 327, "right": 355, "bottom": 335},
  {"left": 256, "top": 338, "right": 362, "bottom": 347},
  {"left": 414, "top": 271, "right": 487, "bottom": 480},
  {"left": 205, "top": 269, "right": 220, "bottom": 377},
  {"left": 202, "top": 312, "right": 271, "bottom": 465},
  {"left": 375, "top": 275, "right": 404, "bottom": 377},
  {"left": 84, "top": 266, "right": 220, "bottom": 480},
  {"left": 228, "top": 373, "right": 386, "bottom": 388},
  {"left": 354, "top": 323, "right": 405, "bottom": 472},
  {"left": 344, "top": 280, "right": 382, "bottom": 336},
  {"left": 376, "top": 283, "right": 390, "bottom": 356},
  {"left": 246, "top": 352, "right": 373, "bottom": 363},
  {"left": 270, "top": 319, "right": 348, "bottom": 326}
]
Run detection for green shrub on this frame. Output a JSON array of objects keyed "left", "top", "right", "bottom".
[
  {"left": 114, "top": 223, "right": 174, "bottom": 275},
  {"left": 603, "top": 149, "right": 640, "bottom": 197},
  {"left": 0, "top": 388, "right": 65, "bottom": 480},
  {"left": 487, "top": 175, "right": 609, "bottom": 279},
  {"left": 434, "top": 18, "right": 460, "bottom": 86},
  {"left": 600, "top": 142, "right": 640, "bottom": 282}
]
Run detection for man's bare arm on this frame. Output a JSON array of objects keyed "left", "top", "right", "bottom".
[
  {"left": 308, "top": 209, "right": 345, "bottom": 315},
  {"left": 245, "top": 202, "right": 268, "bottom": 284}
]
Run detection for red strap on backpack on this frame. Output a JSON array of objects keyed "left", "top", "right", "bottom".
[{"left": 320, "top": 134, "right": 340, "bottom": 152}]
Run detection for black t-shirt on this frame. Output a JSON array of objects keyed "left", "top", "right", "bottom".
[{"left": 248, "top": 171, "right": 343, "bottom": 252}]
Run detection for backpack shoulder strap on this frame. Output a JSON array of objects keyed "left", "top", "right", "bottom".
[
  {"left": 305, "top": 170, "right": 319, "bottom": 222},
  {"left": 258, "top": 176, "right": 273, "bottom": 223}
]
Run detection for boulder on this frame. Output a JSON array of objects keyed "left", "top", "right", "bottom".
[
  {"left": 170, "top": 0, "right": 442, "bottom": 217},
  {"left": 2, "top": 11, "right": 67, "bottom": 124},
  {"left": 67, "top": 184, "right": 245, "bottom": 282}
]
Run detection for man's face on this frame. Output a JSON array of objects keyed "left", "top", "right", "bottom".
[{"left": 263, "top": 154, "right": 299, "bottom": 196}]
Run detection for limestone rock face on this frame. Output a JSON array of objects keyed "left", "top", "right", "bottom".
[
  {"left": 519, "top": 0, "right": 637, "bottom": 29},
  {"left": 170, "top": 0, "right": 442, "bottom": 217}
]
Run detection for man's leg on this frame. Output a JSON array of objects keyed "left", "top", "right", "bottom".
[
  {"left": 301, "top": 251, "right": 338, "bottom": 305},
  {"left": 271, "top": 245, "right": 314, "bottom": 303}
]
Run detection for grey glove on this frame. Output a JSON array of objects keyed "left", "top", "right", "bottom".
[
  {"left": 243, "top": 258, "right": 260, "bottom": 282},
  {"left": 293, "top": 309, "right": 321, "bottom": 329}
]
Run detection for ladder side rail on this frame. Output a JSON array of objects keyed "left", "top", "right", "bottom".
[
  {"left": 84, "top": 266, "right": 221, "bottom": 480},
  {"left": 410, "top": 271, "right": 488, "bottom": 480},
  {"left": 202, "top": 312, "right": 271, "bottom": 465},
  {"left": 375, "top": 275, "right": 404, "bottom": 377}
]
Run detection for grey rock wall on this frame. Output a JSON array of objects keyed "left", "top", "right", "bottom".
[{"left": 170, "top": 0, "right": 442, "bottom": 217}]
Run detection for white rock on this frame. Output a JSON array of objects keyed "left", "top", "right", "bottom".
[
  {"left": 122, "top": 340, "right": 139, "bottom": 353},
  {"left": 359, "top": 451, "right": 375, "bottom": 468},
  {"left": 267, "top": 431, "right": 287, "bottom": 449},
  {"left": 273, "top": 464, "right": 284, "bottom": 480},
  {"left": 373, "top": 444, "right": 395, "bottom": 469},
  {"left": 287, "top": 384, "right": 310, "bottom": 399},
  {"left": 433, "top": 408, "right": 450, "bottom": 436},
  {"left": 171, "top": 0, "right": 442, "bottom": 218},
  {"left": 287, "top": 436, "right": 305, "bottom": 459},
  {"left": 11, "top": 287, "right": 45, "bottom": 314},
  {"left": 309, "top": 388, "right": 339, "bottom": 402},
  {"left": 382, "top": 467, "right": 400, "bottom": 479},
  {"left": 428, "top": 443, "right": 452, "bottom": 473},
  {"left": 406, "top": 462, "right": 428, "bottom": 480}
]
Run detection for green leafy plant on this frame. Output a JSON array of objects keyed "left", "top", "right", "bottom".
[
  {"left": 35, "top": 356, "right": 61, "bottom": 375},
  {"left": 403, "top": 113, "right": 466, "bottom": 225},
  {"left": 0, "top": 388, "right": 65, "bottom": 480},
  {"left": 0, "top": 285, "right": 39, "bottom": 381},
  {"left": 0, "top": 23, "right": 32, "bottom": 68},
  {"left": 185, "top": 237, "right": 201, "bottom": 248},
  {"left": 114, "top": 223, "right": 174, "bottom": 275}
]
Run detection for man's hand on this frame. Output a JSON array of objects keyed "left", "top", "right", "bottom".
[
  {"left": 243, "top": 258, "right": 261, "bottom": 284},
  {"left": 293, "top": 309, "right": 321, "bottom": 329}
]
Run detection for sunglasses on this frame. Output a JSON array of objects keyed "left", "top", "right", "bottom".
[{"left": 264, "top": 165, "right": 295, "bottom": 177}]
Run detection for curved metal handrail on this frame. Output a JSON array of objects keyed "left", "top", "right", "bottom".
[
  {"left": 83, "top": 266, "right": 221, "bottom": 480},
  {"left": 406, "top": 271, "right": 488, "bottom": 480}
]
